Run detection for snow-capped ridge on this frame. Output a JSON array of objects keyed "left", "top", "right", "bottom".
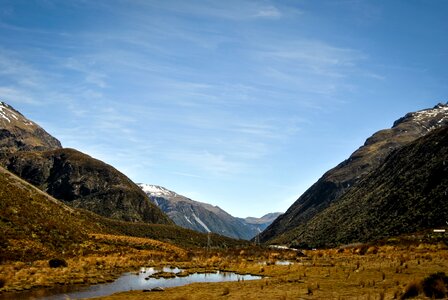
[
  {"left": 138, "top": 183, "right": 177, "bottom": 197},
  {"left": 0, "top": 101, "right": 34, "bottom": 126},
  {"left": 392, "top": 102, "right": 448, "bottom": 130}
]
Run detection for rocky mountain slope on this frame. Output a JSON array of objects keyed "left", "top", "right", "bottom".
[
  {"left": 0, "top": 102, "right": 171, "bottom": 225},
  {"left": 139, "top": 184, "right": 280, "bottom": 240},
  {"left": 0, "top": 101, "right": 61, "bottom": 156},
  {"left": 272, "top": 125, "right": 448, "bottom": 248},
  {"left": 3, "top": 149, "right": 172, "bottom": 224},
  {"left": 260, "top": 103, "right": 448, "bottom": 244}
]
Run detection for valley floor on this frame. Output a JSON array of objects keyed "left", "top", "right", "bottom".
[
  {"left": 1, "top": 236, "right": 447, "bottom": 300},
  {"left": 95, "top": 245, "right": 448, "bottom": 300}
]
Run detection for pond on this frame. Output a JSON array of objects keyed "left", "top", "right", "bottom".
[
  {"left": 0, "top": 267, "right": 262, "bottom": 300},
  {"left": 258, "top": 260, "right": 294, "bottom": 266}
]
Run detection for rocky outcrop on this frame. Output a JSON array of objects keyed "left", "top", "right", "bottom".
[{"left": 3, "top": 148, "right": 172, "bottom": 224}]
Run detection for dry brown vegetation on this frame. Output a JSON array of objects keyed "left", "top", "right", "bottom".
[
  {"left": 93, "top": 243, "right": 448, "bottom": 300},
  {"left": 1, "top": 240, "right": 447, "bottom": 299}
]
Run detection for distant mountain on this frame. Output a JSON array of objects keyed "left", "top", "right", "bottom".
[
  {"left": 261, "top": 103, "right": 448, "bottom": 245},
  {"left": 0, "top": 102, "right": 171, "bottom": 225},
  {"left": 139, "top": 184, "right": 280, "bottom": 240},
  {"left": 0, "top": 101, "right": 61, "bottom": 155},
  {"left": 239, "top": 213, "right": 282, "bottom": 233}
]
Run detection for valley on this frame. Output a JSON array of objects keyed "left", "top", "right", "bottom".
[{"left": 0, "top": 102, "right": 447, "bottom": 300}]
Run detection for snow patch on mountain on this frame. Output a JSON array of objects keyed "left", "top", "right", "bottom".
[
  {"left": 0, "top": 101, "right": 34, "bottom": 125},
  {"left": 138, "top": 184, "right": 176, "bottom": 197},
  {"left": 184, "top": 215, "right": 193, "bottom": 225},
  {"left": 192, "top": 212, "right": 211, "bottom": 232}
]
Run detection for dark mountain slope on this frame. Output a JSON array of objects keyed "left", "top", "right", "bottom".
[
  {"left": 260, "top": 103, "right": 448, "bottom": 243},
  {"left": 0, "top": 101, "right": 61, "bottom": 155},
  {"left": 2, "top": 148, "right": 172, "bottom": 224},
  {"left": 272, "top": 125, "right": 448, "bottom": 247}
]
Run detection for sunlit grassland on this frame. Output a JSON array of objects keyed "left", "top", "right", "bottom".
[
  {"left": 93, "top": 243, "right": 448, "bottom": 300},
  {"left": 1, "top": 238, "right": 447, "bottom": 299}
]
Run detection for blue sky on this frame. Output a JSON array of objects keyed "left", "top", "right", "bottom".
[{"left": 0, "top": 0, "right": 447, "bottom": 217}]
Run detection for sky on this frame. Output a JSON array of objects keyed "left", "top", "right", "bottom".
[{"left": 0, "top": 0, "right": 447, "bottom": 218}]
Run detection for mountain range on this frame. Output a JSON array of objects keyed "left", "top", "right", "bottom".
[
  {"left": 1, "top": 99, "right": 447, "bottom": 250},
  {"left": 0, "top": 101, "right": 171, "bottom": 225},
  {"left": 139, "top": 184, "right": 281, "bottom": 240},
  {"left": 0, "top": 100, "right": 278, "bottom": 241},
  {"left": 261, "top": 103, "right": 448, "bottom": 247}
]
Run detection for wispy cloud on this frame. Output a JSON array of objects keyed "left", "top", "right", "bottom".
[
  {"left": 256, "top": 40, "right": 365, "bottom": 77},
  {"left": 169, "top": 150, "right": 244, "bottom": 176},
  {"left": 129, "top": 0, "right": 284, "bottom": 21},
  {"left": 254, "top": 6, "right": 282, "bottom": 19}
]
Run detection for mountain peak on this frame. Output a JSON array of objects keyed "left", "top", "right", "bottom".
[
  {"left": 392, "top": 102, "right": 448, "bottom": 129},
  {"left": 0, "top": 101, "right": 62, "bottom": 154},
  {"left": 138, "top": 183, "right": 178, "bottom": 197},
  {"left": 0, "top": 101, "right": 34, "bottom": 126}
]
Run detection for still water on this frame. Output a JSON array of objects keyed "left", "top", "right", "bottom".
[{"left": 0, "top": 267, "right": 262, "bottom": 300}]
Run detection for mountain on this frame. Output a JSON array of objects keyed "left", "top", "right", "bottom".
[
  {"left": 240, "top": 213, "right": 282, "bottom": 233},
  {"left": 139, "top": 184, "right": 280, "bottom": 240},
  {"left": 0, "top": 102, "right": 171, "bottom": 225},
  {"left": 0, "top": 101, "right": 61, "bottom": 156},
  {"left": 0, "top": 164, "right": 245, "bottom": 264},
  {"left": 260, "top": 103, "right": 448, "bottom": 244},
  {"left": 3, "top": 148, "right": 172, "bottom": 224},
  {"left": 274, "top": 125, "right": 448, "bottom": 248}
]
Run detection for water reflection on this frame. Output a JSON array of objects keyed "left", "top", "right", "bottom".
[{"left": 0, "top": 268, "right": 262, "bottom": 300}]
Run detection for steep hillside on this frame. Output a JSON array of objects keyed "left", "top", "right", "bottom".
[
  {"left": 2, "top": 149, "right": 172, "bottom": 224},
  {"left": 139, "top": 184, "right": 267, "bottom": 240},
  {"left": 0, "top": 166, "right": 96, "bottom": 262},
  {"left": 0, "top": 101, "right": 61, "bottom": 155},
  {"left": 0, "top": 165, "right": 244, "bottom": 264},
  {"left": 260, "top": 103, "right": 448, "bottom": 243},
  {"left": 272, "top": 125, "right": 448, "bottom": 247}
]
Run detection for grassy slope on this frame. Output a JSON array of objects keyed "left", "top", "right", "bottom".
[
  {"left": 0, "top": 166, "right": 95, "bottom": 262},
  {"left": 271, "top": 126, "right": 448, "bottom": 248},
  {"left": 0, "top": 166, "right": 245, "bottom": 263}
]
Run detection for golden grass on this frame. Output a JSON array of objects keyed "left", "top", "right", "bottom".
[
  {"left": 1, "top": 229, "right": 447, "bottom": 300},
  {"left": 0, "top": 233, "right": 189, "bottom": 293},
  {"left": 92, "top": 243, "right": 448, "bottom": 300}
]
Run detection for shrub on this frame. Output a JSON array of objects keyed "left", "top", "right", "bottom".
[
  {"left": 49, "top": 258, "right": 68, "bottom": 268},
  {"left": 401, "top": 280, "right": 422, "bottom": 299},
  {"left": 422, "top": 272, "right": 448, "bottom": 299}
]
